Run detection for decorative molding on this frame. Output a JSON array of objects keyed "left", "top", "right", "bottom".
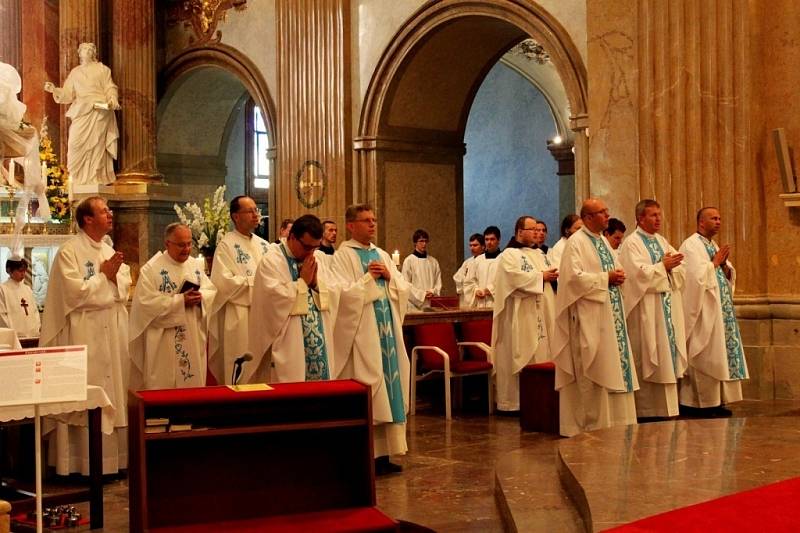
[
  {"left": 166, "top": 0, "right": 247, "bottom": 47},
  {"left": 511, "top": 38, "right": 550, "bottom": 65}
]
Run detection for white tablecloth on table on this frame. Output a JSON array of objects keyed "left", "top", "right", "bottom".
[{"left": 0, "top": 385, "right": 113, "bottom": 434}]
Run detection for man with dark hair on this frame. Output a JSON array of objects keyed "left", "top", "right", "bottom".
[
  {"left": 274, "top": 217, "right": 294, "bottom": 243},
  {"left": 493, "top": 216, "right": 559, "bottom": 411},
  {"left": 453, "top": 233, "right": 485, "bottom": 307},
  {"left": 619, "top": 199, "right": 687, "bottom": 418},
  {"left": 332, "top": 203, "right": 411, "bottom": 475},
  {"left": 533, "top": 220, "right": 549, "bottom": 253},
  {"left": 604, "top": 217, "right": 627, "bottom": 256},
  {"left": 130, "top": 223, "right": 216, "bottom": 389},
  {"left": 465, "top": 225, "right": 502, "bottom": 308},
  {"left": 208, "top": 195, "right": 272, "bottom": 384},
  {"left": 249, "top": 214, "right": 341, "bottom": 384},
  {"left": 548, "top": 214, "right": 583, "bottom": 268},
  {"left": 40, "top": 196, "right": 131, "bottom": 475},
  {"left": 553, "top": 198, "right": 638, "bottom": 437},
  {"left": 679, "top": 206, "right": 748, "bottom": 416},
  {"left": 0, "top": 257, "right": 40, "bottom": 338},
  {"left": 401, "top": 228, "right": 441, "bottom": 310},
  {"left": 314, "top": 220, "right": 338, "bottom": 269}
]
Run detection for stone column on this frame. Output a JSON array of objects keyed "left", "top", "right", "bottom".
[
  {"left": 111, "top": 0, "right": 162, "bottom": 184},
  {"left": 0, "top": 0, "right": 21, "bottom": 70},
  {"left": 547, "top": 141, "right": 577, "bottom": 219},
  {"left": 58, "top": 0, "right": 103, "bottom": 162}
]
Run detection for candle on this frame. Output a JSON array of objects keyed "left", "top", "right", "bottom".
[
  {"left": 41, "top": 161, "right": 48, "bottom": 182},
  {"left": 392, "top": 250, "right": 400, "bottom": 267},
  {"left": 8, "top": 160, "right": 14, "bottom": 184}
]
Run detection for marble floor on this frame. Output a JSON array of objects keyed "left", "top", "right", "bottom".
[{"left": 9, "top": 399, "right": 800, "bottom": 532}]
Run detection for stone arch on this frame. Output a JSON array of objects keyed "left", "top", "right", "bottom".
[{"left": 355, "top": 0, "right": 589, "bottom": 286}]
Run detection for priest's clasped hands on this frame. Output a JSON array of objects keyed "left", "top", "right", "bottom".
[
  {"left": 368, "top": 260, "right": 391, "bottom": 281},
  {"left": 543, "top": 268, "right": 559, "bottom": 282},
  {"left": 183, "top": 290, "right": 202, "bottom": 307},
  {"left": 608, "top": 269, "right": 626, "bottom": 286},
  {"left": 300, "top": 254, "right": 319, "bottom": 289},
  {"left": 662, "top": 251, "right": 684, "bottom": 272},
  {"left": 100, "top": 251, "right": 124, "bottom": 285}
]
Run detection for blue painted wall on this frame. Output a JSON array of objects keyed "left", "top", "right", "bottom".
[{"left": 463, "top": 62, "right": 559, "bottom": 256}]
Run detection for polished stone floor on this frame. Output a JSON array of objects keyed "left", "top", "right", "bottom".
[{"left": 10, "top": 399, "right": 800, "bottom": 532}]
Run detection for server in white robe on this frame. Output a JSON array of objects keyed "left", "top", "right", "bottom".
[
  {"left": 553, "top": 198, "right": 639, "bottom": 437},
  {"left": 0, "top": 258, "right": 41, "bottom": 338},
  {"left": 40, "top": 196, "right": 130, "bottom": 475},
  {"left": 547, "top": 214, "right": 583, "bottom": 269},
  {"left": 464, "top": 226, "right": 502, "bottom": 308},
  {"left": 453, "top": 233, "right": 484, "bottom": 307},
  {"left": 332, "top": 203, "right": 411, "bottom": 475},
  {"left": 315, "top": 220, "right": 338, "bottom": 264},
  {"left": 618, "top": 200, "right": 688, "bottom": 418},
  {"left": 208, "top": 196, "right": 271, "bottom": 384},
  {"left": 249, "top": 215, "right": 343, "bottom": 383},
  {"left": 604, "top": 218, "right": 627, "bottom": 260},
  {"left": 401, "top": 228, "right": 442, "bottom": 310},
  {"left": 129, "top": 223, "right": 216, "bottom": 390},
  {"left": 679, "top": 207, "right": 748, "bottom": 413},
  {"left": 492, "top": 217, "right": 559, "bottom": 411}
]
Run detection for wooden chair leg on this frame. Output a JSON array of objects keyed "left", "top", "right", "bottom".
[
  {"left": 487, "top": 373, "right": 494, "bottom": 415},
  {"left": 410, "top": 351, "right": 417, "bottom": 416},
  {"left": 444, "top": 370, "right": 452, "bottom": 420}
]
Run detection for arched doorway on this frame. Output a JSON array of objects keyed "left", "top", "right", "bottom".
[
  {"left": 356, "top": 0, "right": 588, "bottom": 291},
  {"left": 157, "top": 44, "right": 277, "bottom": 237}
]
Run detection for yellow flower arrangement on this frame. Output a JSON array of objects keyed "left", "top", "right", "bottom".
[{"left": 40, "top": 118, "right": 70, "bottom": 221}]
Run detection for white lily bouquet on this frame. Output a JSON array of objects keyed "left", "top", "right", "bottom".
[{"left": 173, "top": 185, "right": 229, "bottom": 256}]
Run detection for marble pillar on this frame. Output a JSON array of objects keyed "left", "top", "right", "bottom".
[
  {"left": 0, "top": 0, "right": 21, "bottom": 70},
  {"left": 58, "top": 0, "right": 103, "bottom": 162},
  {"left": 588, "top": 0, "right": 759, "bottom": 293},
  {"left": 111, "top": 0, "right": 161, "bottom": 183},
  {"left": 275, "top": 0, "right": 351, "bottom": 224},
  {"left": 20, "top": 0, "right": 60, "bottom": 141}
]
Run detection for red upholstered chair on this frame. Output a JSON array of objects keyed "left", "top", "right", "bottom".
[
  {"left": 458, "top": 319, "right": 493, "bottom": 361},
  {"left": 410, "top": 322, "right": 493, "bottom": 420}
]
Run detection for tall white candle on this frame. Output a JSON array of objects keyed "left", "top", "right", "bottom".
[
  {"left": 392, "top": 250, "right": 400, "bottom": 267},
  {"left": 41, "top": 160, "right": 47, "bottom": 182}
]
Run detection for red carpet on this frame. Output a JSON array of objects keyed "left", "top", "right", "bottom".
[{"left": 605, "top": 476, "right": 800, "bottom": 532}]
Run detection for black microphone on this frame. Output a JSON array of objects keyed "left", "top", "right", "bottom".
[{"left": 231, "top": 352, "right": 253, "bottom": 385}]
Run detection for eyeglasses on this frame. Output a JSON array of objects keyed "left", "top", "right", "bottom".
[
  {"left": 93, "top": 208, "right": 113, "bottom": 216},
  {"left": 354, "top": 217, "right": 376, "bottom": 224},
  {"left": 521, "top": 227, "right": 537, "bottom": 231},
  {"left": 167, "top": 241, "right": 193, "bottom": 249},
  {"left": 236, "top": 208, "right": 260, "bottom": 215}
]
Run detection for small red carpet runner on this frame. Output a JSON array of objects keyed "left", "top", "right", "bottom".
[{"left": 605, "top": 476, "right": 800, "bottom": 532}]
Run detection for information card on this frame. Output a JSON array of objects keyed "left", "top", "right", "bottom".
[{"left": 0, "top": 346, "right": 88, "bottom": 407}]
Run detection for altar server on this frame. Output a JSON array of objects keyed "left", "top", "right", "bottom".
[
  {"left": 0, "top": 258, "right": 41, "bottom": 338},
  {"left": 464, "top": 226, "right": 502, "bottom": 308},
  {"left": 453, "top": 233, "right": 484, "bottom": 307},
  {"left": 401, "top": 228, "right": 442, "bottom": 310}
]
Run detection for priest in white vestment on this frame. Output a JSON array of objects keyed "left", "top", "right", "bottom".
[
  {"left": 464, "top": 226, "right": 502, "bottom": 308},
  {"left": 553, "top": 198, "right": 639, "bottom": 437},
  {"left": 332, "top": 203, "right": 411, "bottom": 475},
  {"left": 208, "top": 196, "right": 272, "bottom": 384},
  {"left": 618, "top": 200, "right": 688, "bottom": 418},
  {"left": 493, "top": 217, "right": 559, "bottom": 411},
  {"left": 249, "top": 215, "right": 346, "bottom": 383},
  {"left": 547, "top": 214, "right": 583, "bottom": 269},
  {"left": 40, "top": 196, "right": 130, "bottom": 475},
  {"left": 401, "top": 228, "right": 442, "bottom": 310},
  {"left": 678, "top": 207, "right": 748, "bottom": 414},
  {"left": 453, "top": 233, "right": 484, "bottom": 307},
  {"left": 129, "top": 223, "right": 216, "bottom": 390},
  {"left": 0, "top": 258, "right": 41, "bottom": 338}
]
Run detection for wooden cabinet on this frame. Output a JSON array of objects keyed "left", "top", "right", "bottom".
[{"left": 128, "top": 380, "right": 396, "bottom": 532}]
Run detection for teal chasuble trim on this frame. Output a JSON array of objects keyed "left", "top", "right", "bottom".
[
  {"left": 587, "top": 233, "right": 635, "bottom": 392},
  {"left": 280, "top": 244, "right": 330, "bottom": 381},
  {"left": 354, "top": 247, "right": 406, "bottom": 423},
  {"left": 637, "top": 231, "right": 680, "bottom": 375},
  {"left": 700, "top": 236, "right": 746, "bottom": 379}
]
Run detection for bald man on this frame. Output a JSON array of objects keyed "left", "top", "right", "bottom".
[
  {"left": 678, "top": 207, "right": 748, "bottom": 416},
  {"left": 552, "top": 198, "right": 639, "bottom": 436}
]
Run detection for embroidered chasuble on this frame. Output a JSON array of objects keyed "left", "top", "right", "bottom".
[
  {"left": 354, "top": 247, "right": 406, "bottom": 423},
  {"left": 638, "top": 232, "right": 680, "bottom": 375},
  {"left": 586, "top": 233, "right": 634, "bottom": 392},
  {"left": 280, "top": 244, "right": 330, "bottom": 381},
  {"left": 700, "top": 236, "right": 746, "bottom": 379}
]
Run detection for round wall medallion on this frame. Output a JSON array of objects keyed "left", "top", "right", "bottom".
[{"left": 294, "top": 160, "right": 327, "bottom": 208}]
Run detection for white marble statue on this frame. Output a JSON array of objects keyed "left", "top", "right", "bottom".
[{"left": 44, "top": 42, "right": 120, "bottom": 186}]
